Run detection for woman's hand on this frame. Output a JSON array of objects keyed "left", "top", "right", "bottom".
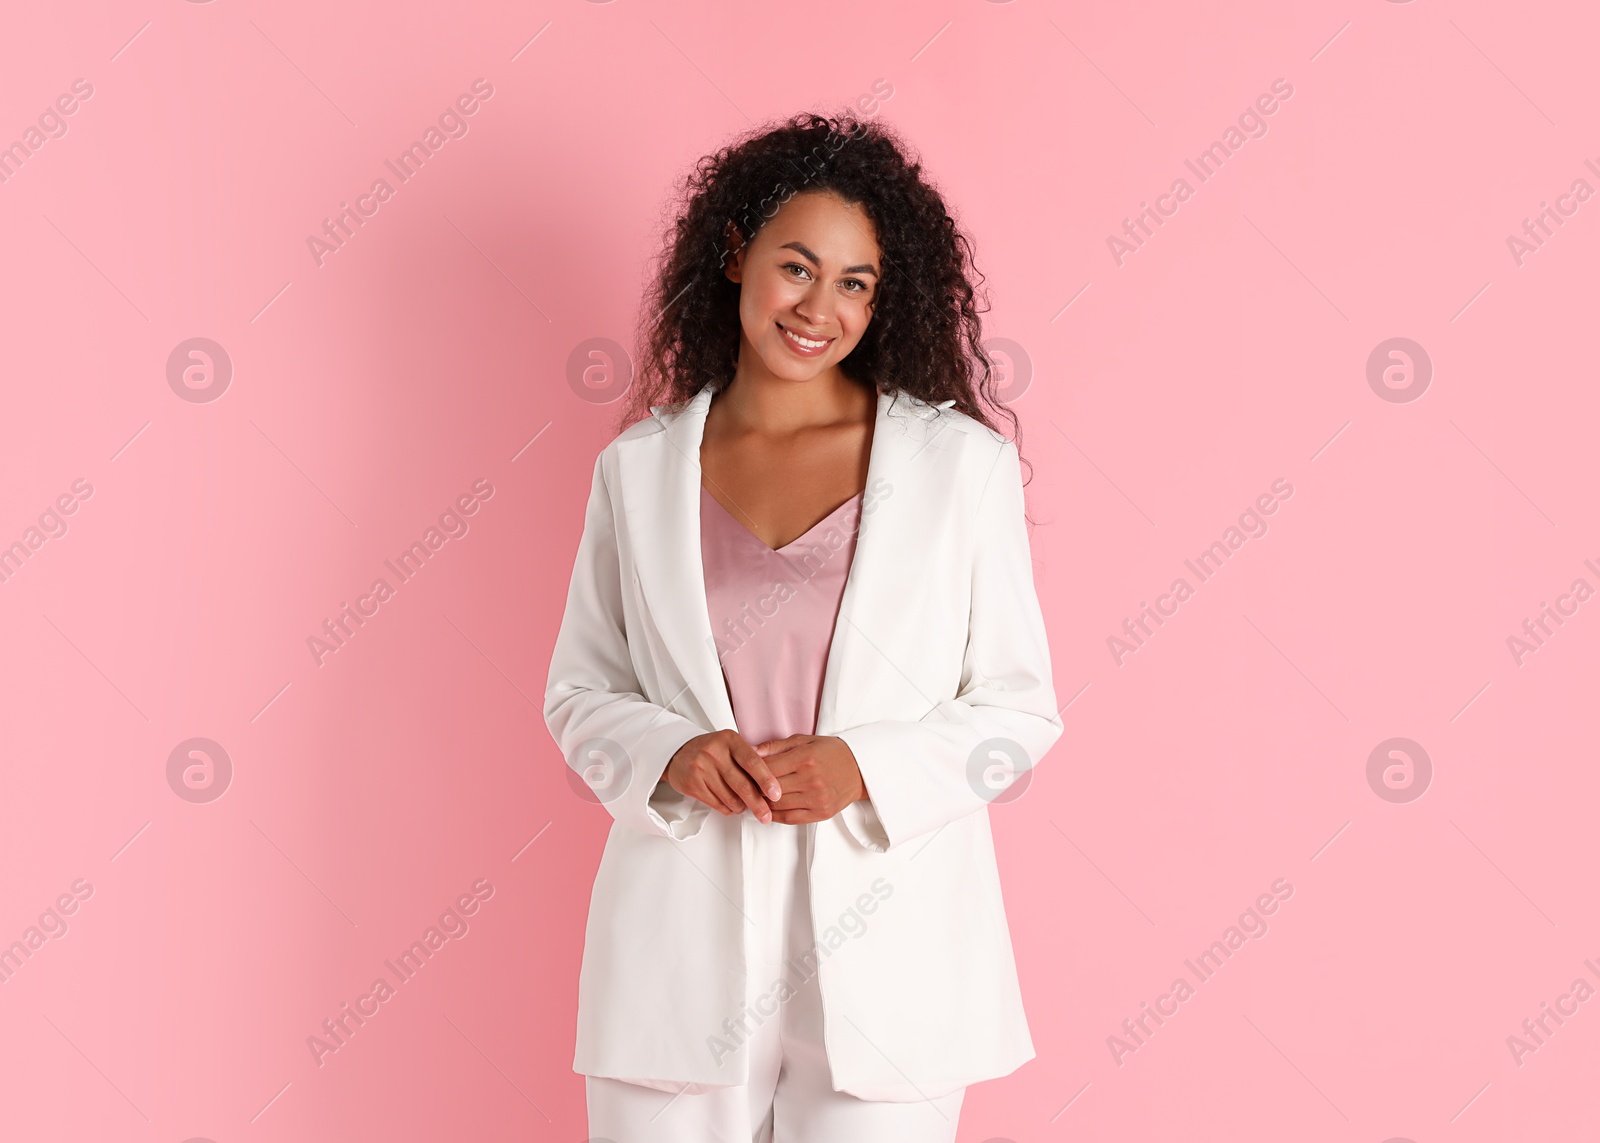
[
  {"left": 663, "top": 729, "right": 784, "bottom": 824},
  {"left": 754, "top": 735, "right": 868, "bottom": 825}
]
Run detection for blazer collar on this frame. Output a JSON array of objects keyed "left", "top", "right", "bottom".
[{"left": 617, "top": 381, "right": 963, "bottom": 737}]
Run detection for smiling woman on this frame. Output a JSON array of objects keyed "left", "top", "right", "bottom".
[{"left": 545, "top": 110, "right": 1061, "bottom": 1143}]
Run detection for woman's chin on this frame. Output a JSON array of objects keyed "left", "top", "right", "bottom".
[{"left": 757, "top": 355, "right": 828, "bottom": 381}]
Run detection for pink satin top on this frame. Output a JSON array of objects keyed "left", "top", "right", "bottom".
[{"left": 698, "top": 484, "right": 864, "bottom": 745}]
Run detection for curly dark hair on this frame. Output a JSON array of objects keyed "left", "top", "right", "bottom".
[{"left": 616, "top": 108, "right": 1034, "bottom": 490}]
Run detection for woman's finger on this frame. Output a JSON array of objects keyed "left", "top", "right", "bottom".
[
  {"left": 729, "top": 735, "right": 785, "bottom": 802},
  {"left": 716, "top": 757, "right": 773, "bottom": 822},
  {"left": 694, "top": 770, "right": 744, "bottom": 815},
  {"left": 669, "top": 740, "right": 738, "bottom": 815}
]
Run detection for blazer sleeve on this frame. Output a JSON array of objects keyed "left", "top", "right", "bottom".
[
  {"left": 834, "top": 438, "right": 1064, "bottom": 853},
  {"left": 543, "top": 449, "right": 713, "bottom": 841}
]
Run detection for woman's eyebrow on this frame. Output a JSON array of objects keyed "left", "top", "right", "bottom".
[{"left": 779, "top": 241, "right": 879, "bottom": 278}]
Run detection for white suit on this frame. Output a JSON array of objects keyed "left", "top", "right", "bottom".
[{"left": 543, "top": 381, "right": 1063, "bottom": 1101}]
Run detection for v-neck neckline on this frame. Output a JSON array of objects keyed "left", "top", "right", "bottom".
[{"left": 700, "top": 484, "right": 864, "bottom": 555}]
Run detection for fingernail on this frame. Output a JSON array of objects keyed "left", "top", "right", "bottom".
[{"left": 767, "top": 784, "right": 781, "bottom": 799}]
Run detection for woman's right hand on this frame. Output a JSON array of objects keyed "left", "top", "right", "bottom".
[{"left": 663, "top": 730, "right": 784, "bottom": 824}]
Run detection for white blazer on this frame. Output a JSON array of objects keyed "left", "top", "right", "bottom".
[{"left": 543, "top": 380, "right": 1063, "bottom": 1101}]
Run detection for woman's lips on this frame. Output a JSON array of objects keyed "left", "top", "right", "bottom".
[{"left": 777, "top": 323, "right": 833, "bottom": 357}]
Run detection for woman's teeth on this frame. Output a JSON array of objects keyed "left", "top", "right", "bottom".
[{"left": 781, "top": 326, "right": 829, "bottom": 350}]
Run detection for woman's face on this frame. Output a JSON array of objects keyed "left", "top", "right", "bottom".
[{"left": 723, "top": 190, "right": 881, "bottom": 383}]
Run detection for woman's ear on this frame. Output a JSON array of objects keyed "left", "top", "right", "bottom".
[{"left": 721, "top": 221, "right": 746, "bottom": 283}]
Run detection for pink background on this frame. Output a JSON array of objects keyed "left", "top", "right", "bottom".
[{"left": 2, "top": 0, "right": 1597, "bottom": 1139}]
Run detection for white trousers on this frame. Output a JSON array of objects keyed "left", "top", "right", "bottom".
[{"left": 585, "top": 816, "right": 965, "bottom": 1142}]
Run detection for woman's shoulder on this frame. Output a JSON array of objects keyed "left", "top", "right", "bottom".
[
  {"left": 597, "top": 384, "right": 709, "bottom": 454},
  {"left": 884, "top": 389, "right": 1013, "bottom": 457},
  {"left": 610, "top": 414, "right": 666, "bottom": 447},
  {"left": 592, "top": 403, "right": 676, "bottom": 462}
]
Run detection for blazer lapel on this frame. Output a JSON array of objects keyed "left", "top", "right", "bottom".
[
  {"left": 614, "top": 383, "right": 730, "bottom": 732},
  {"left": 815, "top": 390, "right": 970, "bottom": 737},
  {"left": 616, "top": 382, "right": 966, "bottom": 741}
]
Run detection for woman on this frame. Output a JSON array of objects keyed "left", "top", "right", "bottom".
[{"left": 543, "top": 111, "right": 1063, "bottom": 1142}]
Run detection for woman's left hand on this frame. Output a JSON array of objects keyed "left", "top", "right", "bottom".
[{"left": 754, "top": 735, "right": 868, "bottom": 824}]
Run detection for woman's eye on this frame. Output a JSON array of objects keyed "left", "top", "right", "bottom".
[{"left": 784, "top": 264, "right": 868, "bottom": 295}]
